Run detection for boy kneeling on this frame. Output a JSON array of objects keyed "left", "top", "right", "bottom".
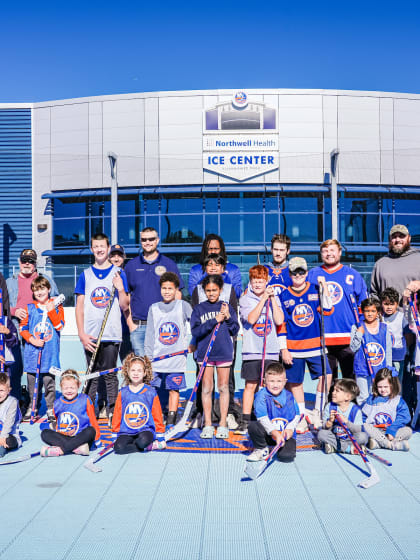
[{"left": 247, "top": 363, "right": 299, "bottom": 463}]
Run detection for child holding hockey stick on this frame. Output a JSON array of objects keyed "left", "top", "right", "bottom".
[
  {"left": 317, "top": 378, "right": 367, "bottom": 454},
  {"left": 0, "top": 372, "right": 22, "bottom": 458},
  {"left": 20, "top": 276, "right": 65, "bottom": 422},
  {"left": 40, "top": 370, "right": 100, "bottom": 457},
  {"left": 112, "top": 353, "right": 166, "bottom": 453},
  {"left": 363, "top": 367, "right": 412, "bottom": 451},
  {"left": 145, "top": 272, "right": 193, "bottom": 429},
  {"left": 380, "top": 287, "right": 409, "bottom": 383},
  {"left": 247, "top": 362, "right": 299, "bottom": 463},
  {"left": 350, "top": 297, "right": 392, "bottom": 405},
  {"left": 190, "top": 274, "right": 240, "bottom": 439},
  {"left": 236, "top": 265, "right": 283, "bottom": 435}
]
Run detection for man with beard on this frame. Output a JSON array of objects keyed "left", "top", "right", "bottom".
[
  {"left": 264, "top": 234, "right": 292, "bottom": 297},
  {"left": 371, "top": 225, "right": 420, "bottom": 300},
  {"left": 125, "top": 227, "right": 184, "bottom": 356},
  {"left": 308, "top": 240, "right": 367, "bottom": 387}
]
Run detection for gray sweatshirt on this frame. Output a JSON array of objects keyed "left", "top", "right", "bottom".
[{"left": 370, "top": 247, "right": 420, "bottom": 300}]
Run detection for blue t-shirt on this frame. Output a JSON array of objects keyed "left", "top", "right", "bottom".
[{"left": 74, "top": 265, "right": 129, "bottom": 295}]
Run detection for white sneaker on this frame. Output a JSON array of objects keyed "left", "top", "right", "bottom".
[
  {"left": 247, "top": 447, "right": 269, "bottom": 462},
  {"left": 226, "top": 413, "right": 239, "bottom": 430},
  {"left": 296, "top": 417, "right": 309, "bottom": 434},
  {"left": 191, "top": 413, "right": 202, "bottom": 429},
  {"left": 307, "top": 409, "right": 322, "bottom": 429}
]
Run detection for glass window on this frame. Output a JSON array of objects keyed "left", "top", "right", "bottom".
[
  {"left": 54, "top": 199, "right": 86, "bottom": 219},
  {"left": 204, "top": 195, "right": 218, "bottom": 212},
  {"left": 280, "top": 196, "right": 318, "bottom": 212},
  {"left": 220, "top": 213, "right": 263, "bottom": 243},
  {"left": 342, "top": 195, "right": 379, "bottom": 213},
  {"left": 54, "top": 219, "right": 87, "bottom": 247},
  {"left": 341, "top": 211, "right": 379, "bottom": 243},
  {"left": 281, "top": 214, "right": 320, "bottom": 243},
  {"left": 118, "top": 216, "right": 140, "bottom": 245},
  {"left": 220, "top": 195, "right": 240, "bottom": 213},
  {"left": 265, "top": 194, "right": 278, "bottom": 212},
  {"left": 161, "top": 196, "right": 202, "bottom": 214},
  {"left": 394, "top": 197, "right": 420, "bottom": 214},
  {"left": 144, "top": 196, "right": 160, "bottom": 214},
  {"left": 394, "top": 216, "right": 420, "bottom": 240},
  {"left": 265, "top": 213, "right": 279, "bottom": 241},
  {"left": 161, "top": 215, "right": 203, "bottom": 244},
  {"left": 204, "top": 214, "right": 219, "bottom": 236},
  {"left": 118, "top": 196, "right": 139, "bottom": 216}
]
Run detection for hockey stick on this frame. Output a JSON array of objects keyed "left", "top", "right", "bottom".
[
  {"left": 408, "top": 296, "right": 420, "bottom": 428},
  {"left": 83, "top": 441, "right": 115, "bottom": 473},
  {"left": 82, "top": 281, "right": 118, "bottom": 394},
  {"left": 335, "top": 414, "right": 380, "bottom": 488},
  {"left": 50, "top": 366, "right": 121, "bottom": 381},
  {"left": 30, "top": 294, "right": 65, "bottom": 424},
  {"left": 318, "top": 280, "right": 329, "bottom": 412},
  {"left": 244, "top": 439, "right": 284, "bottom": 480},
  {"left": 0, "top": 451, "right": 41, "bottom": 465},
  {"left": 0, "top": 289, "right": 5, "bottom": 373},
  {"left": 153, "top": 350, "right": 188, "bottom": 363},
  {"left": 165, "top": 322, "right": 221, "bottom": 442},
  {"left": 259, "top": 300, "right": 270, "bottom": 388},
  {"left": 349, "top": 294, "right": 375, "bottom": 377}
]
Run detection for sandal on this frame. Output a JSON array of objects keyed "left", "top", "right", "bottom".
[
  {"left": 215, "top": 426, "right": 229, "bottom": 439},
  {"left": 200, "top": 426, "right": 215, "bottom": 439}
]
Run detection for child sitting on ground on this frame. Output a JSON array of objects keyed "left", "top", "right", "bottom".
[
  {"left": 40, "top": 370, "right": 100, "bottom": 457},
  {"left": 247, "top": 362, "right": 299, "bottom": 463},
  {"left": 0, "top": 372, "right": 22, "bottom": 458},
  {"left": 362, "top": 367, "right": 412, "bottom": 451},
  {"left": 317, "top": 378, "right": 368, "bottom": 454},
  {"left": 112, "top": 353, "right": 166, "bottom": 453}
]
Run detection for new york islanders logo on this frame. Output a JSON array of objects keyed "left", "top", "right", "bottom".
[
  {"left": 335, "top": 426, "right": 348, "bottom": 440},
  {"left": 124, "top": 402, "right": 149, "bottom": 429},
  {"left": 57, "top": 412, "right": 79, "bottom": 436},
  {"left": 158, "top": 322, "right": 180, "bottom": 345},
  {"left": 253, "top": 317, "right": 273, "bottom": 337},
  {"left": 271, "top": 283, "right": 287, "bottom": 296},
  {"left": 327, "top": 281, "right": 343, "bottom": 305},
  {"left": 271, "top": 417, "right": 288, "bottom": 431},
  {"left": 366, "top": 342, "right": 385, "bottom": 367},
  {"left": 374, "top": 412, "right": 392, "bottom": 427},
  {"left": 90, "top": 286, "right": 112, "bottom": 308},
  {"left": 292, "top": 304, "right": 314, "bottom": 327},
  {"left": 34, "top": 321, "right": 53, "bottom": 342}
]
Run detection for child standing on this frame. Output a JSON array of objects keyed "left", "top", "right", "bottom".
[
  {"left": 20, "top": 276, "right": 65, "bottom": 422},
  {"left": 350, "top": 297, "right": 392, "bottom": 405},
  {"left": 236, "top": 265, "right": 284, "bottom": 434},
  {"left": 279, "top": 257, "right": 333, "bottom": 433},
  {"left": 0, "top": 372, "right": 22, "bottom": 458},
  {"left": 40, "top": 370, "right": 100, "bottom": 456},
  {"left": 0, "top": 316, "right": 18, "bottom": 382},
  {"left": 317, "top": 378, "right": 368, "bottom": 454},
  {"left": 380, "top": 287, "right": 408, "bottom": 383},
  {"left": 190, "top": 274, "right": 240, "bottom": 439},
  {"left": 145, "top": 272, "right": 193, "bottom": 428},
  {"left": 112, "top": 353, "right": 166, "bottom": 453},
  {"left": 363, "top": 367, "right": 412, "bottom": 451},
  {"left": 247, "top": 363, "right": 299, "bottom": 463}
]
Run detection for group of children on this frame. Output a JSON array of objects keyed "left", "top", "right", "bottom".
[{"left": 0, "top": 250, "right": 417, "bottom": 463}]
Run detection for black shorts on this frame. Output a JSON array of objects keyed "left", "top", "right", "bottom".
[{"left": 241, "top": 359, "right": 278, "bottom": 382}]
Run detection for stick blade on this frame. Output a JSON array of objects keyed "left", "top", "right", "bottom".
[
  {"left": 84, "top": 459, "right": 102, "bottom": 473},
  {"left": 165, "top": 402, "right": 193, "bottom": 442},
  {"left": 357, "top": 463, "right": 380, "bottom": 489},
  {"left": 244, "top": 460, "right": 265, "bottom": 480}
]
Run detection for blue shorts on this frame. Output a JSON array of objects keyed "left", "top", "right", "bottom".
[
  {"left": 285, "top": 355, "right": 331, "bottom": 384},
  {"left": 151, "top": 372, "right": 186, "bottom": 391}
]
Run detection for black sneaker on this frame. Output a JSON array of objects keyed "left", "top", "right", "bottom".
[{"left": 234, "top": 421, "right": 248, "bottom": 435}]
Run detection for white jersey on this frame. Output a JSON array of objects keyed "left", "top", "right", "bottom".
[
  {"left": 150, "top": 299, "right": 188, "bottom": 373},
  {"left": 83, "top": 265, "right": 122, "bottom": 342}
]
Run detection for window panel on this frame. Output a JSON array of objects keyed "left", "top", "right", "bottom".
[
  {"left": 54, "top": 219, "right": 87, "bottom": 247},
  {"left": 220, "top": 213, "right": 263, "bottom": 243},
  {"left": 161, "top": 214, "right": 203, "bottom": 244},
  {"left": 54, "top": 199, "right": 86, "bottom": 219},
  {"left": 161, "top": 196, "right": 202, "bottom": 214},
  {"left": 204, "top": 214, "right": 219, "bottom": 236}
]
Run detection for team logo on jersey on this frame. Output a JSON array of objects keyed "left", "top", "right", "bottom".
[
  {"left": 271, "top": 283, "right": 287, "bottom": 296},
  {"left": 327, "top": 281, "right": 343, "bottom": 305},
  {"left": 90, "top": 286, "right": 112, "bottom": 308},
  {"left": 57, "top": 412, "right": 79, "bottom": 436},
  {"left": 374, "top": 412, "right": 392, "bottom": 427},
  {"left": 253, "top": 317, "right": 273, "bottom": 337},
  {"left": 124, "top": 402, "right": 149, "bottom": 429},
  {"left": 34, "top": 321, "right": 53, "bottom": 342},
  {"left": 335, "top": 426, "right": 348, "bottom": 440},
  {"left": 155, "top": 266, "right": 167, "bottom": 277},
  {"left": 271, "top": 417, "right": 288, "bottom": 431},
  {"left": 158, "top": 322, "right": 180, "bottom": 345},
  {"left": 292, "top": 304, "right": 314, "bottom": 327},
  {"left": 366, "top": 342, "right": 385, "bottom": 367}
]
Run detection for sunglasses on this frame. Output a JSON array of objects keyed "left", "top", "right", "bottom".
[
  {"left": 290, "top": 269, "right": 306, "bottom": 276},
  {"left": 140, "top": 237, "right": 157, "bottom": 242},
  {"left": 21, "top": 257, "right": 36, "bottom": 264}
]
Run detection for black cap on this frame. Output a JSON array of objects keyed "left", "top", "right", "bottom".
[{"left": 109, "top": 244, "right": 125, "bottom": 256}]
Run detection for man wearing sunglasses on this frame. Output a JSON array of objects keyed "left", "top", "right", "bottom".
[
  {"left": 125, "top": 227, "right": 184, "bottom": 356},
  {"left": 6, "top": 249, "right": 58, "bottom": 401}
]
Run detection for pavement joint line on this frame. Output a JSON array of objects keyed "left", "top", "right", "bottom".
[
  {"left": 254, "top": 480, "right": 271, "bottom": 560},
  {"left": 332, "top": 455, "right": 409, "bottom": 560},
  {"left": 198, "top": 454, "right": 211, "bottom": 560}
]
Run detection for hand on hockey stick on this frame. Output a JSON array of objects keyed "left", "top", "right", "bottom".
[
  {"left": 30, "top": 336, "right": 45, "bottom": 348},
  {"left": 112, "top": 270, "right": 124, "bottom": 292},
  {"left": 0, "top": 324, "right": 10, "bottom": 335},
  {"left": 220, "top": 302, "right": 230, "bottom": 319},
  {"left": 79, "top": 332, "right": 98, "bottom": 353}
]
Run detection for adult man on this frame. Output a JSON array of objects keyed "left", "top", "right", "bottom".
[
  {"left": 7, "top": 249, "right": 58, "bottom": 401},
  {"left": 188, "top": 234, "right": 242, "bottom": 298},
  {"left": 75, "top": 234, "right": 129, "bottom": 421},
  {"left": 125, "top": 227, "right": 184, "bottom": 356},
  {"left": 264, "top": 233, "right": 292, "bottom": 297},
  {"left": 308, "top": 239, "right": 368, "bottom": 381},
  {"left": 371, "top": 225, "right": 420, "bottom": 300}
]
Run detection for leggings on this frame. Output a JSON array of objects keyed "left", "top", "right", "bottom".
[
  {"left": 363, "top": 424, "right": 412, "bottom": 448},
  {"left": 41, "top": 427, "right": 96, "bottom": 454},
  {"left": 317, "top": 428, "right": 368, "bottom": 451},
  {"left": 114, "top": 431, "right": 154, "bottom": 455}
]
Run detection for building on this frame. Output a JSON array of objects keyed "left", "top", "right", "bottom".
[{"left": 2, "top": 88, "right": 420, "bottom": 294}]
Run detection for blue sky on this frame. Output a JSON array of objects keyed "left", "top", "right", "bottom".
[{"left": 2, "top": 0, "right": 420, "bottom": 102}]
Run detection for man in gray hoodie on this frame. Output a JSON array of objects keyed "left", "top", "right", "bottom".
[{"left": 371, "top": 225, "right": 420, "bottom": 301}]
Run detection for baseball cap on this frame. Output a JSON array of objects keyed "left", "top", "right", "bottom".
[
  {"left": 389, "top": 224, "right": 409, "bottom": 237},
  {"left": 20, "top": 249, "right": 37, "bottom": 263},
  {"left": 109, "top": 244, "right": 126, "bottom": 256},
  {"left": 289, "top": 257, "right": 308, "bottom": 272}
]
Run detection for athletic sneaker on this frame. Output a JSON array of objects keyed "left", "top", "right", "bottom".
[
  {"left": 23, "top": 409, "right": 33, "bottom": 422},
  {"left": 108, "top": 413, "right": 113, "bottom": 429},
  {"left": 47, "top": 409, "right": 55, "bottom": 423},
  {"left": 234, "top": 421, "right": 248, "bottom": 435},
  {"left": 226, "top": 413, "right": 239, "bottom": 430},
  {"left": 166, "top": 411, "right": 177, "bottom": 428},
  {"left": 40, "top": 446, "right": 63, "bottom": 457},
  {"left": 73, "top": 444, "right": 90, "bottom": 456},
  {"left": 147, "top": 440, "right": 167, "bottom": 451},
  {"left": 247, "top": 447, "right": 269, "bottom": 461},
  {"left": 98, "top": 405, "right": 108, "bottom": 419},
  {"left": 307, "top": 409, "right": 322, "bottom": 429},
  {"left": 368, "top": 438, "right": 380, "bottom": 450},
  {"left": 392, "top": 440, "right": 410, "bottom": 451},
  {"left": 323, "top": 443, "right": 336, "bottom": 454},
  {"left": 296, "top": 417, "right": 309, "bottom": 434}
]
